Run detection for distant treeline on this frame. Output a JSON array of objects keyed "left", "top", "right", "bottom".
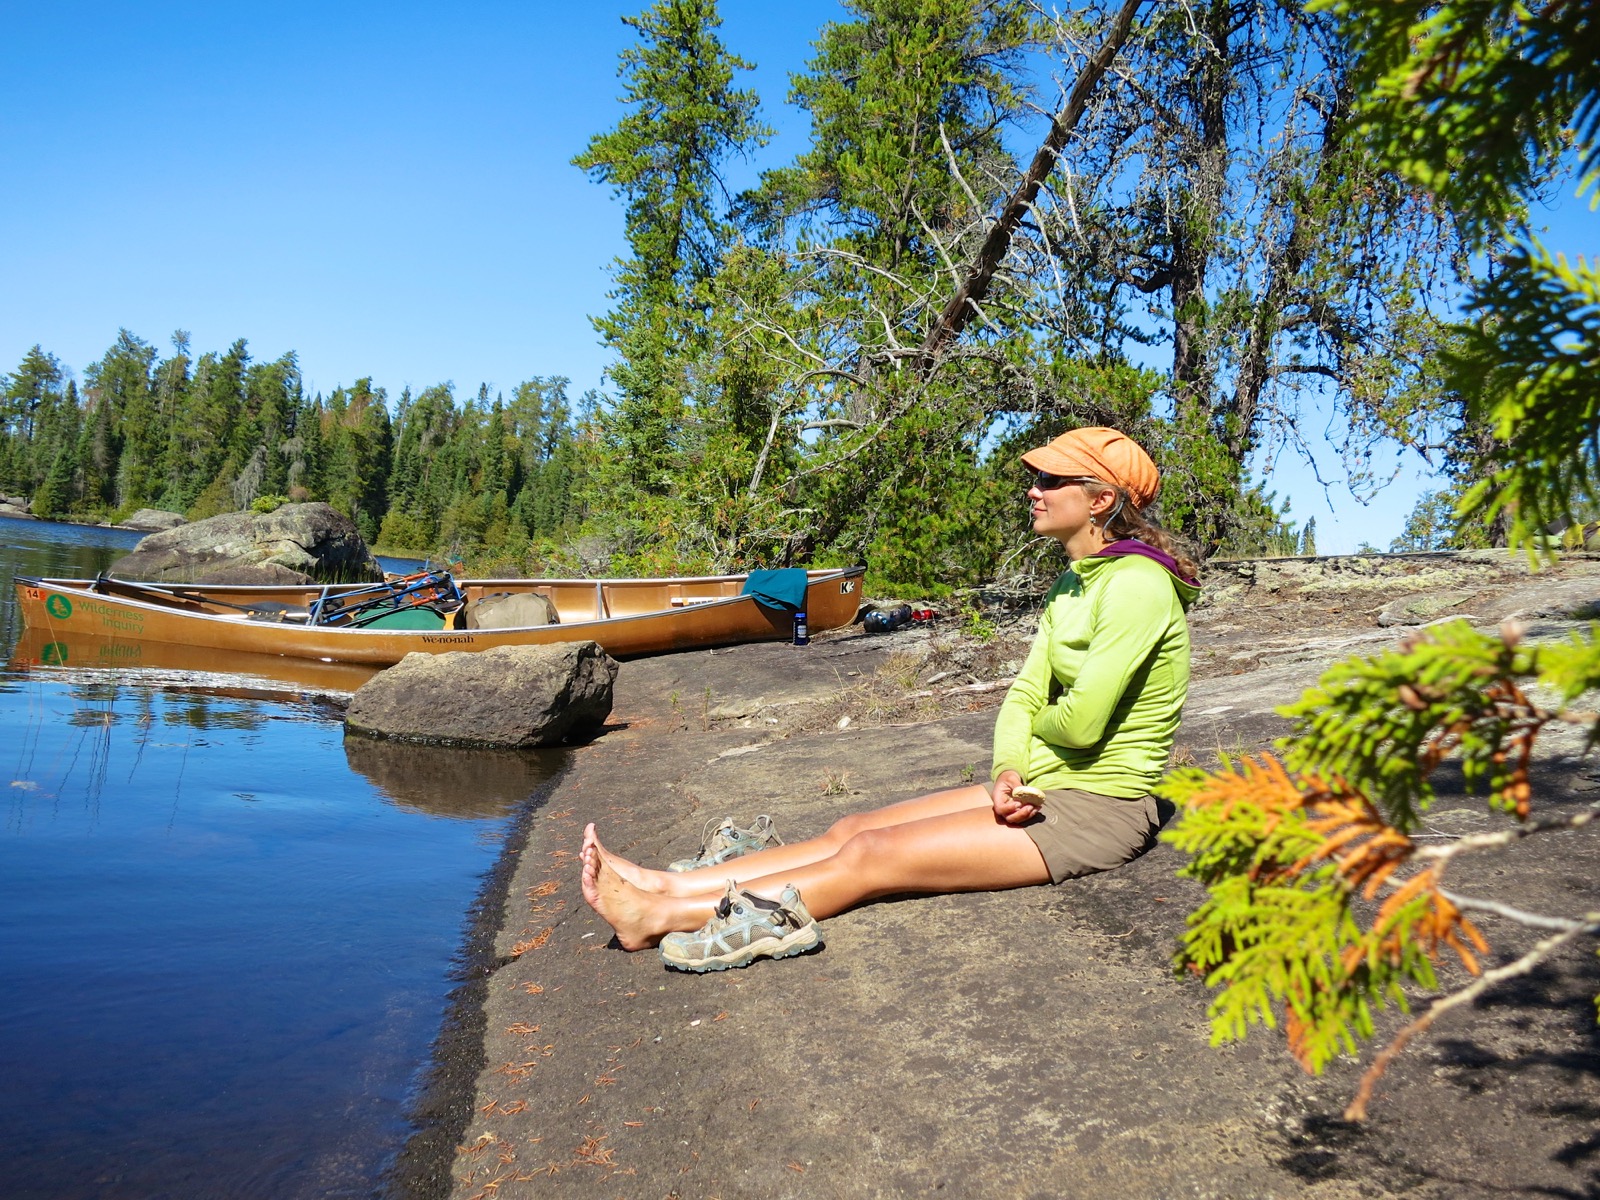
[{"left": 0, "top": 333, "right": 586, "bottom": 566}]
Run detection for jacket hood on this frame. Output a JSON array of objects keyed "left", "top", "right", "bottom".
[{"left": 1080, "top": 539, "right": 1201, "bottom": 610}]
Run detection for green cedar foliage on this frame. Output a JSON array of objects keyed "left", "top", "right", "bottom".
[
  {"left": 1163, "top": 620, "right": 1600, "bottom": 1102},
  {"left": 1321, "top": 0, "right": 1600, "bottom": 546},
  {"left": 1453, "top": 247, "right": 1600, "bottom": 547}
]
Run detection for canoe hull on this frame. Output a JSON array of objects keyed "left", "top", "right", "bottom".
[{"left": 14, "top": 568, "right": 866, "bottom": 666}]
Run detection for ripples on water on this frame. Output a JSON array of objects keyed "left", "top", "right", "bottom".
[{"left": 0, "top": 516, "right": 553, "bottom": 1199}]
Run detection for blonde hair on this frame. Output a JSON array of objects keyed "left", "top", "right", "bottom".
[{"left": 1079, "top": 479, "right": 1200, "bottom": 582}]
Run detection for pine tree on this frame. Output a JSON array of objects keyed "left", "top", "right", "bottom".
[
  {"left": 755, "top": 0, "right": 1033, "bottom": 583},
  {"left": 1299, "top": 516, "right": 1317, "bottom": 557},
  {"left": 574, "top": 0, "right": 770, "bottom": 498},
  {"left": 1, "top": 345, "right": 67, "bottom": 496},
  {"left": 321, "top": 378, "right": 392, "bottom": 541},
  {"left": 168, "top": 339, "right": 248, "bottom": 515}
]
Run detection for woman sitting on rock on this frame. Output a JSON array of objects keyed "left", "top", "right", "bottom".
[{"left": 582, "top": 426, "right": 1201, "bottom": 972}]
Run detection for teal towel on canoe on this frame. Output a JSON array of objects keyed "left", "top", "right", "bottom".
[{"left": 741, "top": 568, "right": 809, "bottom": 612}]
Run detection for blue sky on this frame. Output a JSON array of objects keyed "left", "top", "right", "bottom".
[{"left": 2, "top": 2, "right": 1592, "bottom": 553}]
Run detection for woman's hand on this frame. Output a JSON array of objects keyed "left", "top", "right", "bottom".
[{"left": 991, "top": 770, "right": 1040, "bottom": 825}]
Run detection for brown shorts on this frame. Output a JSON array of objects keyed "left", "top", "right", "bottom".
[{"left": 984, "top": 782, "right": 1169, "bottom": 884}]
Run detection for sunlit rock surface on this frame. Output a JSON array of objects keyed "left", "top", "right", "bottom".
[{"left": 108, "top": 502, "right": 383, "bottom": 584}]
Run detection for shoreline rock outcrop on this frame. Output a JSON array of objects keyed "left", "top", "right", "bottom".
[
  {"left": 107, "top": 502, "right": 383, "bottom": 584},
  {"left": 116, "top": 508, "right": 186, "bottom": 532}
]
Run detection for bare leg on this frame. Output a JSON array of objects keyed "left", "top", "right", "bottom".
[
  {"left": 586, "top": 783, "right": 994, "bottom": 898},
  {"left": 581, "top": 803, "right": 1049, "bottom": 950}
]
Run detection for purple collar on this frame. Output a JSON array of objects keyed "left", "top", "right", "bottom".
[{"left": 1090, "top": 538, "right": 1198, "bottom": 586}]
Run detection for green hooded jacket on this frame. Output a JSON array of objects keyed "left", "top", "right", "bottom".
[{"left": 991, "top": 550, "right": 1200, "bottom": 798}]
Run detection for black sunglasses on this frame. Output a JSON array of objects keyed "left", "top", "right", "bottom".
[{"left": 1031, "top": 471, "right": 1094, "bottom": 490}]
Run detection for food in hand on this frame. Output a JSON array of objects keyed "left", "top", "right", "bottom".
[{"left": 1012, "top": 785, "right": 1045, "bottom": 805}]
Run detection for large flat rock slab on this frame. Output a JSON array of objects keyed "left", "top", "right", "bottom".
[{"left": 407, "top": 612, "right": 1599, "bottom": 1199}]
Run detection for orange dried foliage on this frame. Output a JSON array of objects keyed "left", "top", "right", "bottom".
[
  {"left": 510, "top": 928, "right": 553, "bottom": 957},
  {"left": 574, "top": 1134, "right": 616, "bottom": 1167},
  {"left": 1416, "top": 678, "right": 1543, "bottom": 819},
  {"left": 527, "top": 880, "right": 561, "bottom": 898},
  {"left": 1183, "top": 754, "right": 1306, "bottom": 827},
  {"left": 1284, "top": 1006, "right": 1314, "bottom": 1070},
  {"left": 1300, "top": 792, "right": 1415, "bottom": 898},
  {"left": 1373, "top": 866, "right": 1489, "bottom": 975}
]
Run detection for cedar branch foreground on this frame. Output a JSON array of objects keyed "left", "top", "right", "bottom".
[
  {"left": 388, "top": 551, "right": 1600, "bottom": 1200},
  {"left": 1159, "top": 0, "right": 1600, "bottom": 1125}
]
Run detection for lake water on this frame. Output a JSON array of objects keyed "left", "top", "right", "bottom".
[{"left": 0, "top": 516, "right": 557, "bottom": 1198}]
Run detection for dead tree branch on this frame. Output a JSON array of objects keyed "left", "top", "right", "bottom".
[
  {"left": 1344, "top": 917, "right": 1600, "bottom": 1121},
  {"left": 919, "top": 0, "right": 1143, "bottom": 363}
]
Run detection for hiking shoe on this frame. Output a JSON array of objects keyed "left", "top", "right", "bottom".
[
  {"left": 658, "top": 882, "right": 822, "bottom": 973},
  {"left": 666, "top": 814, "right": 783, "bottom": 872}
]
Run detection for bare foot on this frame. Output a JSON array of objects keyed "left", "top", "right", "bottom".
[
  {"left": 585, "top": 828, "right": 685, "bottom": 896},
  {"left": 581, "top": 846, "right": 673, "bottom": 951}
]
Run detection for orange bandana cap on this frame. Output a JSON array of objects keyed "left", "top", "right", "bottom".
[{"left": 1021, "top": 427, "right": 1161, "bottom": 509}]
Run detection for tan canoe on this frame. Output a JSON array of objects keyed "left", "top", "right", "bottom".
[{"left": 13, "top": 567, "right": 866, "bottom": 666}]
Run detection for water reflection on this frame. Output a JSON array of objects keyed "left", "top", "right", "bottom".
[
  {"left": 9, "top": 625, "right": 379, "bottom": 698},
  {"left": 345, "top": 735, "right": 566, "bottom": 820}
]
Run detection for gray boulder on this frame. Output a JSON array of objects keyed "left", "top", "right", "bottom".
[
  {"left": 108, "top": 502, "right": 383, "bottom": 584},
  {"left": 344, "top": 642, "right": 618, "bottom": 748},
  {"left": 117, "top": 508, "right": 187, "bottom": 532},
  {"left": 0, "top": 499, "right": 34, "bottom": 520},
  {"left": 1375, "top": 588, "right": 1477, "bottom": 626}
]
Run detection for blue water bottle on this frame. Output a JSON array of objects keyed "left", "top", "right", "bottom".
[{"left": 793, "top": 610, "right": 809, "bottom": 645}]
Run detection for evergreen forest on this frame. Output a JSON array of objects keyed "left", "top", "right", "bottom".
[{"left": 0, "top": 0, "right": 1552, "bottom": 588}]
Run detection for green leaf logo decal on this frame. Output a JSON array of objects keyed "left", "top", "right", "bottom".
[
  {"left": 45, "top": 594, "right": 72, "bottom": 620},
  {"left": 41, "top": 642, "right": 68, "bottom": 665}
]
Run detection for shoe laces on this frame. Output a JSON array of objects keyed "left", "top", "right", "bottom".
[
  {"left": 696, "top": 815, "right": 737, "bottom": 857},
  {"left": 705, "top": 882, "right": 791, "bottom": 931}
]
